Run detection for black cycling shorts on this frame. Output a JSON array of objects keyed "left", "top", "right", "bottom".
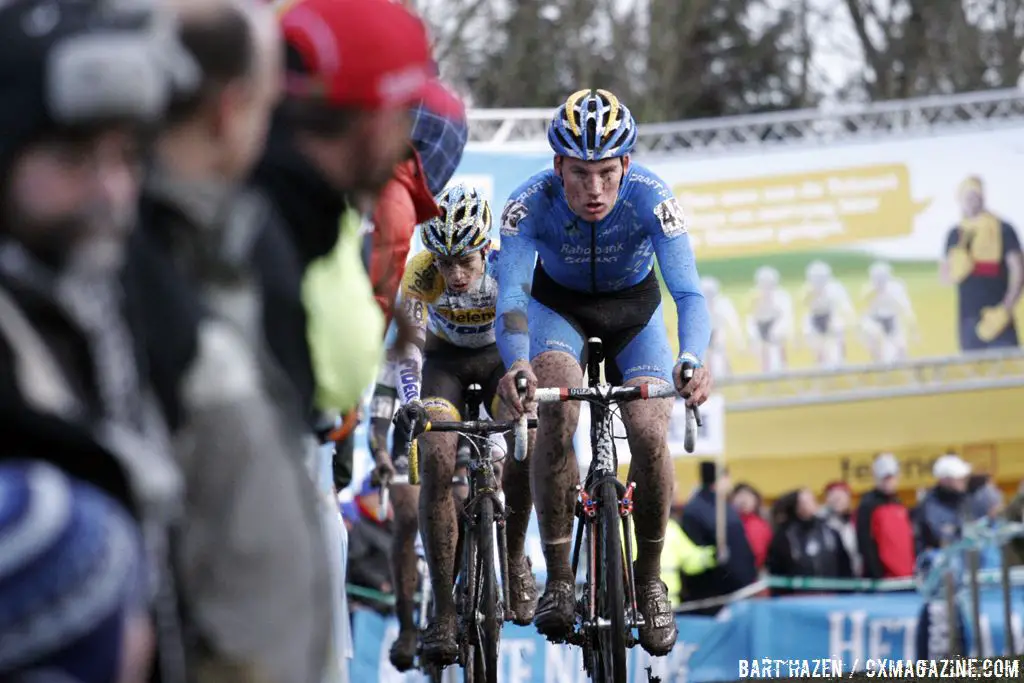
[
  {"left": 420, "top": 334, "right": 505, "bottom": 420},
  {"left": 529, "top": 264, "right": 666, "bottom": 385}
]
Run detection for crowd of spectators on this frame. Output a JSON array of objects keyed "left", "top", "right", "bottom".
[{"left": 651, "top": 452, "right": 1024, "bottom": 614}]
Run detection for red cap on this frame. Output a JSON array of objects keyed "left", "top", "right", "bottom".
[{"left": 279, "top": 0, "right": 441, "bottom": 110}]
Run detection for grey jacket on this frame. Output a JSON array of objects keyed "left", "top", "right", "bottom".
[{"left": 131, "top": 171, "right": 332, "bottom": 683}]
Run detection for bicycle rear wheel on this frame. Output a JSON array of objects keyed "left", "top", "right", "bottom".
[
  {"left": 592, "top": 479, "right": 627, "bottom": 682},
  {"left": 470, "top": 497, "right": 500, "bottom": 683}
]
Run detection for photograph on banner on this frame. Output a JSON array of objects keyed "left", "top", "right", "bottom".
[{"left": 644, "top": 127, "right": 1024, "bottom": 376}]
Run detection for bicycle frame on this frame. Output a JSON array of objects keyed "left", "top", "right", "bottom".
[
  {"left": 576, "top": 345, "right": 645, "bottom": 644},
  {"left": 532, "top": 337, "right": 694, "bottom": 679},
  {"left": 459, "top": 384, "right": 512, "bottom": 625},
  {"left": 402, "top": 393, "right": 536, "bottom": 682}
]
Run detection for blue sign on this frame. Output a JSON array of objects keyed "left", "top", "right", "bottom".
[{"left": 350, "top": 587, "right": 1024, "bottom": 682}]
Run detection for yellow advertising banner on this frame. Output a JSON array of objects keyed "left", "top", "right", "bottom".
[
  {"left": 677, "top": 163, "right": 932, "bottom": 258},
  {"left": 645, "top": 128, "right": 1024, "bottom": 377},
  {"left": 662, "top": 385, "right": 1024, "bottom": 502}
]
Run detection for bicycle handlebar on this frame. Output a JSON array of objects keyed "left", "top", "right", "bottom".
[
  {"left": 420, "top": 418, "right": 539, "bottom": 433},
  {"left": 514, "top": 373, "right": 529, "bottom": 462},
  {"left": 401, "top": 417, "right": 538, "bottom": 485},
  {"left": 534, "top": 380, "right": 704, "bottom": 454}
]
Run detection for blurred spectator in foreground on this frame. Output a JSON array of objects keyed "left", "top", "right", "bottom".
[
  {"left": 820, "top": 481, "right": 861, "bottom": 576},
  {"left": 767, "top": 488, "right": 852, "bottom": 595},
  {"left": 0, "top": 461, "right": 153, "bottom": 683},
  {"left": 369, "top": 87, "right": 466, "bottom": 325},
  {"left": 856, "top": 453, "right": 915, "bottom": 579},
  {"left": 125, "top": 2, "right": 335, "bottom": 681},
  {"left": 347, "top": 476, "right": 396, "bottom": 614},
  {"left": 680, "top": 462, "right": 757, "bottom": 615},
  {"left": 914, "top": 454, "right": 970, "bottom": 553},
  {"left": 731, "top": 482, "right": 772, "bottom": 570},
  {"left": 253, "top": 0, "right": 442, "bottom": 422},
  {"left": 0, "top": 2, "right": 191, "bottom": 678}
]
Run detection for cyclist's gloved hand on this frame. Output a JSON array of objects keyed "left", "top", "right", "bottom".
[
  {"left": 498, "top": 360, "right": 536, "bottom": 419},
  {"left": 673, "top": 352, "right": 713, "bottom": 406},
  {"left": 394, "top": 400, "right": 429, "bottom": 435},
  {"left": 371, "top": 452, "right": 396, "bottom": 488}
]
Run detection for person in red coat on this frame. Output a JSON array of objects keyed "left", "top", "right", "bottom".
[{"left": 731, "top": 482, "right": 773, "bottom": 570}]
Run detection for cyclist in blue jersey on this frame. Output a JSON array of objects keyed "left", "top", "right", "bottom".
[{"left": 493, "top": 89, "right": 713, "bottom": 656}]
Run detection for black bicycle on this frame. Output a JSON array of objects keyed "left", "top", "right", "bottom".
[
  {"left": 532, "top": 337, "right": 700, "bottom": 682},
  {"left": 404, "top": 379, "right": 535, "bottom": 683}
]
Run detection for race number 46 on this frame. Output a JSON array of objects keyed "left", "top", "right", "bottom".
[{"left": 654, "top": 198, "right": 687, "bottom": 237}]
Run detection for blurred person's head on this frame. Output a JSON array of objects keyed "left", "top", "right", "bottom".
[
  {"left": 698, "top": 460, "right": 730, "bottom": 494},
  {"left": 805, "top": 260, "right": 831, "bottom": 289},
  {"left": 409, "top": 85, "right": 468, "bottom": 197},
  {"left": 0, "top": 0, "right": 196, "bottom": 272},
  {"left": 277, "top": 0, "right": 442, "bottom": 197},
  {"left": 730, "top": 482, "right": 761, "bottom": 516},
  {"left": 159, "top": 0, "right": 283, "bottom": 182},
  {"left": 869, "top": 261, "right": 892, "bottom": 288},
  {"left": 958, "top": 176, "right": 985, "bottom": 219},
  {"left": 823, "top": 481, "right": 852, "bottom": 516},
  {"left": 771, "top": 490, "right": 799, "bottom": 528},
  {"left": 0, "top": 460, "right": 152, "bottom": 683},
  {"left": 933, "top": 454, "right": 971, "bottom": 493},
  {"left": 754, "top": 265, "right": 780, "bottom": 291},
  {"left": 420, "top": 183, "right": 491, "bottom": 293},
  {"left": 796, "top": 488, "right": 818, "bottom": 520},
  {"left": 549, "top": 89, "right": 636, "bottom": 222},
  {"left": 872, "top": 452, "right": 900, "bottom": 495},
  {"left": 968, "top": 476, "right": 1003, "bottom": 521}
]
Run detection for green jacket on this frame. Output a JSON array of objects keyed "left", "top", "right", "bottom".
[
  {"left": 303, "top": 209, "right": 384, "bottom": 415},
  {"left": 627, "top": 518, "right": 717, "bottom": 607}
]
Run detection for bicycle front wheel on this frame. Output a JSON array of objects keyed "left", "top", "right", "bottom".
[
  {"left": 593, "top": 479, "right": 627, "bottom": 682},
  {"left": 471, "top": 497, "right": 500, "bottom": 683}
]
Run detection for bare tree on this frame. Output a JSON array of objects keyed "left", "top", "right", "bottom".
[
  {"left": 417, "top": 0, "right": 817, "bottom": 118},
  {"left": 841, "top": 0, "right": 1023, "bottom": 100}
]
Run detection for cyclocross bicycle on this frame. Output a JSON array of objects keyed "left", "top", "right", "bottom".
[
  {"left": 532, "top": 337, "right": 701, "bottom": 682},
  {"left": 403, "top": 379, "right": 535, "bottom": 683}
]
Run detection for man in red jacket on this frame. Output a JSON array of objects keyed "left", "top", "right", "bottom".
[
  {"left": 369, "top": 148, "right": 440, "bottom": 325},
  {"left": 368, "top": 78, "right": 467, "bottom": 326},
  {"left": 855, "top": 453, "right": 916, "bottom": 578}
]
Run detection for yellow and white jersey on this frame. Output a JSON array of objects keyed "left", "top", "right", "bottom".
[{"left": 399, "top": 249, "right": 499, "bottom": 349}]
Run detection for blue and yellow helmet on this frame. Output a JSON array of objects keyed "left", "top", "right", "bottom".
[
  {"left": 421, "top": 183, "right": 491, "bottom": 257},
  {"left": 548, "top": 89, "right": 638, "bottom": 161}
]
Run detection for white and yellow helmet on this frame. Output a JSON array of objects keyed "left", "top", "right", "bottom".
[{"left": 421, "top": 183, "right": 491, "bottom": 257}]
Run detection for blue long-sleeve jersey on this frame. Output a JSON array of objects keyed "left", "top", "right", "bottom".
[{"left": 494, "top": 164, "right": 711, "bottom": 367}]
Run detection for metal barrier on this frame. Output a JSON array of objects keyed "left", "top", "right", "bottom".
[{"left": 716, "top": 347, "right": 1024, "bottom": 410}]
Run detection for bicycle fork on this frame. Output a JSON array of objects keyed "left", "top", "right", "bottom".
[
  {"left": 620, "top": 481, "right": 642, "bottom": 639},
  {"left": 569, "top": 481, "right": 644, "bottom": 640}
]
